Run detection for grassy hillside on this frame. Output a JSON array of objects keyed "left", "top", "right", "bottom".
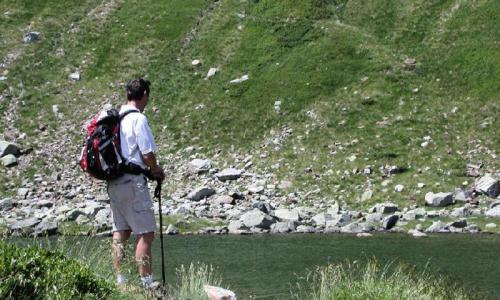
[{"left": 0, "top": 0, "right": 498, "bottom": 209}]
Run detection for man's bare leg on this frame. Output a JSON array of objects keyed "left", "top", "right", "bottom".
[
  {"left": 112, "top": 230, "right": 131, "bottom": 282},
  {"left": 135, "top": 232, "right": 155, "bottom": 277}
]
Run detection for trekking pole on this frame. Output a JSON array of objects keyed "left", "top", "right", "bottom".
[{"left": 154, "top": 180, "right": 166, "bottom": 285}]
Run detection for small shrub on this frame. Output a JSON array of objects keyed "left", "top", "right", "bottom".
[
  {"left": 291, "top": 260, "right": 475, "bottom": 300},
  {"left": 0, "top": 241, "right": 113, "bottom": 300}
]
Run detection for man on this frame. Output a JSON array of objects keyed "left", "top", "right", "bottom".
[{"left": 107, "top": 78, "right": 165, "bottom": 289}]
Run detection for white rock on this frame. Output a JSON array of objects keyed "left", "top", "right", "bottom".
[
  {"left": 0, "top": 76, "right": 7, "bottom": 81},
  {"left": 394, "top": 184, "right": 404, "bottom": 192},
  {"left": 191, "top": 59, "right": 201, "bottom": 66},
  {"left": 417, "top": 182, "right": 426, "bottom": 188},
  {"left": 425, "top": 192, "right": 453, "bottom": 207},
  {"left": 206, "top": 67, "right": 218, "bottom": 79},
  {"left": 215, "top": 168, "right": 243, "bottom": 181},
  {"left": 274, "top": 209, "right": 300, "bottom": 222},
  {"left": 70, "top": 72, "right": 80, "bottom": 81},
  {"left": 229, "top": 74, "right": 249, "bottom": 84},
  {"left": 189, "top": 159, "right": 212, "bottom": 173},
  {"left": 475, "top": 174, "right": 500, "bottom": 198},
  {"left": 485, "top": 206, "right": 500, "bottom": 217},
  {"left": 204, "top": 285, "right": 237, "bottom": 300}
]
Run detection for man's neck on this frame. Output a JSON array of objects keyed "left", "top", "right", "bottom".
[{"left": 127, "top": 101, "right": 142, "bottom": 112}]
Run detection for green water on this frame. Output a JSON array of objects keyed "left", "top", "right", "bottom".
[
  {"left": 11, "top": 234, "right": 500, "bottom": 299},
  {"left": 155, "top": 234, "right": 500, "bottom": 299}
]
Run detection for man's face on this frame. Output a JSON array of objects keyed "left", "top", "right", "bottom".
[{"left": 138, "top": 92, "right": 149, "bottom": 112}]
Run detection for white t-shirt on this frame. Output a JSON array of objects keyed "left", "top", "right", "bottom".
[{"left": 119, "top": 104, "right": 157, "bottom": 169}]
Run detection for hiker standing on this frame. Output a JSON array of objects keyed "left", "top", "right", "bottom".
[{"left": 107, "top": 78, "right": 165, "bottom": 289}]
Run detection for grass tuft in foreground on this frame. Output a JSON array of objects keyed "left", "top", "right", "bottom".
[
  {"left": 170, "top": 262, "right": 223, "bottom": 300},
  {"left": 291, "top": 260, "right": 475, "bottom": 300}
]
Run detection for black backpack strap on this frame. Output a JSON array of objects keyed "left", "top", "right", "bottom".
[{"left": 119, "top": 109, "right": 140, "bottom": 121}]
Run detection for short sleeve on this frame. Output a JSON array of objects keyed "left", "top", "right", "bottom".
[{"left": 134, "top": 115, "right": 157, "bottom": 155}]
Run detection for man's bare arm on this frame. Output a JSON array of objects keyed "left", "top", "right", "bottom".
[{"left": 141, "top": 152, "right": 165, "bottom": 181}]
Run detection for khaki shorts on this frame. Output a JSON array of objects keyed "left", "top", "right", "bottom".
[{"left": 107, "top": 174, "right": 156, "bottom": 235}]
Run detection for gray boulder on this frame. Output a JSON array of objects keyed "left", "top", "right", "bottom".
[
  {"left": 296, "top": 225, "right": 316, "bottom": 233},
  {"left": 273, "top": 209, "right": 300, "bottom": 222},
  {"left": 215, "top": 168, "right": 243, "bottom": 181},
  {"left": 241, "top": 209, "right": 275, "bottom": 229},
  {"left": 370, "top": 202, "right": 398, "bottom": 214},
  {"left": 270, "top": 221, "right": 296, "bottom": 233},
  {"left": 0, "top": 141, "right": 20, "bottom": 157},
  {"left": 35, "top": 200, "right": 53, "bottom": 209},
  {"left": 66, "top": 209, "right": 85, "bottom": 221},
  {"left": 228, "top": 220, "right": 246, "bottom": 234},
  {"left": 485, "top": 206, "right": 500, "bottom": 217},
  {"left": 340, "top": 222, "right": 368, "bottom": 234},
  {"left": 23, "top": 31, "right": 40, "bottom": 43},
  {"left": 213, "top": 195, "right": 235, "bottom": 205},
  {"left": 475, "top": 175, "right": 500, "bottom": 198},
  {"left": 33, "top": 219, "right": 58, "bottom": 236},
  {"left": 189, "top": 159, "right": 212, "bottom": 173},
  {"left": 327, "top": 202, "right": 340, "bottom": 215},
  {"left": 465, "top": 224, "right": 480, "bottom": 233},
  {"left": 165, "top": 224, "right": 179, "bottom": 235},
  {"left": 453, "top": 189, "right": 470, "bottom": 202},
  {"left": 402, "top": 208, "right": 426, "bottom": 220},
  {"left": 17, "top": 188, "right": 29, "bottom": 199},
  {"left": 0, "top": 198, "right": 14, "bottom": 210},
  {"left": 425, "top": 221, "right": 448, "bottom": 233},
  {"left": 1, "top": 154, "right": 17, "bottom": 167},
  {"left": 173, "top": 205, "right": 193, "bottom": 215},
  {"left": 84, "top": 202, "right": 105, "bottom": 217},
  {"left": 9, "top": 217, "right": 41, "bottom": 234},
  {"left": 450, "top": 206, "right": 471, "bottom": 218},
  {"left": 382, "top": 214, "right": 399, "bottom": 230},
  {"left": 364, "top": 213, "right": 383, "bottom": 224},
  {"left": 311, "top": 213, "right": 333, "bottom": 226},
  {"left": 425, "top": 192, "right": 454, "bottom": 207},
  {"left": 247, "top": 184, "right": 265, "bottom": 194},
  {"left": 187, "top": 187, "right": 216, "bottom": 201},
  {"left": 94, "top": 209, "right": 111, "bottom": 225},
  {"left": 326, "top": 213, "right": 351, "bottom": 228},
  {"left": 252, "top": 201, "right": 272, "bottom": 214}
]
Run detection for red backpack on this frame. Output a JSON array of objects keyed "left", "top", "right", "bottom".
[{"left": 79, "top": 108, "right": 138, "bottom": 180}]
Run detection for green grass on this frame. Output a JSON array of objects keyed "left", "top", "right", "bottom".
[
  {"left": 291, "top": 259, "right": 476, "bottom": 300},
  {"left": 1, "top": 0, "right": 498, "bottom": 209}
]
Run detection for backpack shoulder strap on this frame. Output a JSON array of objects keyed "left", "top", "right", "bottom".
[{"left": 119, "top": 110, "right": 140, "bottom": 121}]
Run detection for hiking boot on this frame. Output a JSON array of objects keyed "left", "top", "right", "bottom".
[{"left": 142, "top": 279, "right": 161, "bottom": 291}]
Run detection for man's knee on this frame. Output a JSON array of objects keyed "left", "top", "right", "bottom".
[{"left": 137, "top": 231, "right": 155, "bottom": 244}]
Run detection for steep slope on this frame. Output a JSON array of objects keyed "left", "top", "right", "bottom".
[{"left": 0, "top": 0, "right": 498, "bottom": 217}]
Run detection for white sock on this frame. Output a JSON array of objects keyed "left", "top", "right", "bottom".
[
  {"left": 141, "top": 275, "right": 153, "bottom": 285},
  {"left": 116, "top": 274, "right": 126, "bottom": 285}
]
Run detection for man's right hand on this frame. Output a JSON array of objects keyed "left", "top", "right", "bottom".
[{"left": 151, "top": 165, "right": 165, "bottom": 182}]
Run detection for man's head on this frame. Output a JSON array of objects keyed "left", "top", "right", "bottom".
[{"left": 126, "top": 78, "right": 150, "bottom": 111}]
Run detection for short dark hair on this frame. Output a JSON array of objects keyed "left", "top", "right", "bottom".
[{"left": 126, "top": 78, "right": 150, "bottom": 100}]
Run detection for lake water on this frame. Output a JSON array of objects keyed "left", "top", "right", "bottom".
[
  {"left": 156, "top": 234, "right": 500, "bottom": 299},
  {"left": 11, "top": 234, "right": 500, "bottom": 299}
]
